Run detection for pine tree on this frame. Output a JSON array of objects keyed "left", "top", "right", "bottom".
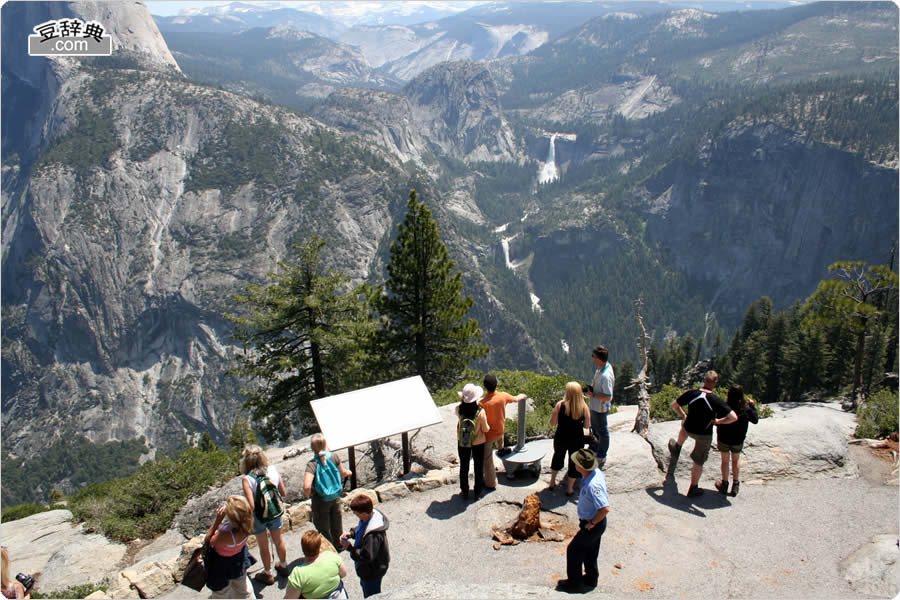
[
  {"left": 226, "top": 236, "right": 376, "bottom": 441},
  {"left": 805, "top": 261, "right": 898, "bottom": 407},
  {"left": 377, "top": 190, "right": 488, "bottom": 390}
]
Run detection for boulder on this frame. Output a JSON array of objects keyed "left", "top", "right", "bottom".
[
  {"left": 0, "top": 510, "right": 128, "bottom": 593},
  {"left": 839, "top": 534, "right": 899, "bottom": 597},
  {"left": 133, "top": 529, "right": 187, "bottom": 565},
  {"left": 121, "top": 561, "right": 175, "bottom": 599},
  {"left": 604, "top": 431, "right": 664, "bottom": 492},
  {"left": 172, "top": 536, "right": 204, "bottom": 583},
  {"left": 285, "top": 502, "right": 312, "bottom": 530},
  {"left": 375, "top": 481, "right": 410, "bottom": 502},
  {"left": 342, "top": 488, "right": 379, "bottom": 511},
  {"left": 39, "top": 534, "right": 129, "bottom": 593},
  {"left": 104, "top": 571, "right": 141, "bottom": 599}
]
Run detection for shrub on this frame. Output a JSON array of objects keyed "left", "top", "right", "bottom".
[
  {"left": 1, "top": 503, "right": 52, "bottom": 523},
  {"left": 69, "top": 447, "right": 237, "bottom": 541},
  {"left": 856, "top": 388, "right": 900, "bottom": 439},
  {"left": 650, "top": 384, "right": 683, "bottom": 422}
]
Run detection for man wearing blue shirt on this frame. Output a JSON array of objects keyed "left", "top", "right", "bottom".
[{"left": 556, "top": 448, "right": 610, "bottom": 594}]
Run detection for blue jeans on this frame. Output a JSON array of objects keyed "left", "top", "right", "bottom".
[
  {"left": 567, "top": 518, "right": 607, "bottom": 585},
  {"left": 590, "top": 410, "right": 609, "bottom": 460},
  {"left": 360, "top": 576, "right": 383, "bottom": 597}
]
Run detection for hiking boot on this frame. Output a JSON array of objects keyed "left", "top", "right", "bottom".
[
  {"left": 687, "top": 485, "right": 704, "bottom": 497},
  {"left": 555, "top": 579, "right": 587, "bottom": 594},
  {"left": 667, "top": 438, "right": 681, "bottom": 457},
  {"left": 254, "top": 571, "right": 276, "bottom": 585},
  {"left": 714, "top": 480, "right": 729, "bottom": 494},
  {"left": 730, "top": 480, "right": 740, "bottom": 496},
  {"left": 275, "top": 563, "right": 291, "bottom": 578}
]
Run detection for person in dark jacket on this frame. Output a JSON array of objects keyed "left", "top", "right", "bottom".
[
  {"left": 714, "top": 384, "right": 759, "bottom": 496},
  {"left": 339, "top": 494, "right": 389, "bottom": 597}
]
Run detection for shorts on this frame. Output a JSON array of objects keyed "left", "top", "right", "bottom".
[
  {"left": 686, "top": 431, "right": 712, "bottom": 466},
  {"left": 252, "top": 514, "right": 283, "bottom": 536},
  {"left": 717, "top": 441, "right": 744, "bottom": 454}
]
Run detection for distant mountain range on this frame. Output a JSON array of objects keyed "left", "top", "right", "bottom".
[{"left": 2, "top": 0, "right": 896, "bottom": 502}]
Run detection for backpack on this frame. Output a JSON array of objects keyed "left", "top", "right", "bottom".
[
  {"left": 252, "top": 471, "right": 284, "bottom": 521},
  {"left": 458, "top": 409, "right": 480, "bottom": 448},
  {"left": 313, "top": 452, "right": 343, "bottom": 502}
]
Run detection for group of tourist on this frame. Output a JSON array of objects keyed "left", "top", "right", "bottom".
[
  {"left": 200, "top": 344, "right": 758, "bottom": 598},
  {"left": 203, "top": 444, "right": 388, "bottom": 599},
  {"left": 452, "top": 350, "right": 758, "bottom": 594}
]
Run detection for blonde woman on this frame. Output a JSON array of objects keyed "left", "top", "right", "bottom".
[
  {"left": 204, "top": 495, "right": 254, "bottom": 599},
  {"left": 285, "top": 530, "right": 349, "bottom": 599},
  {"left": 548, "top": 382, "right": 592, "bottom": 495},
  {"left": 304, "top": 434, "right": 353, "bottom": 549},
  {"left": 240, "top": 445, "right": 289, "bottom": 584},
  {"left": 1, "top": 547, "right": 30, "bottom": 599}
]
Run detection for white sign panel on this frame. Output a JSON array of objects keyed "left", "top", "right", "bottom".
[{"left": 310, "top": 376, "right": 443, "bottom": 450}]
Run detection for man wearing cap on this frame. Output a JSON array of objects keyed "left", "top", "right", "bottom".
[
  {"left": 479, "top": 373, "right": 527, "bottom": 489},
  {"left": 556, "top": 448, "right": 610, "bottom": 594},
  {"left": 668, "top": 370, "right": 737, "bottom": 497}
]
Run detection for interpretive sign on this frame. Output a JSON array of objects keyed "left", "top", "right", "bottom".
[{"left": 310, "top": 376, "right": 443, "bottom": 487}]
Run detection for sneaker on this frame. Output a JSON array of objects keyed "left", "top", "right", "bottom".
[
  {"left": 275, "top": 563, "right": 291, "bottom": 578},
  {"left": 254, "top": 571, "right": 276, "bottom": 585},
  {"left": 687, "top": 485, "right": 704, "bottom": 497},
  {"left": 714, "top": 480, "right": 729, "bottom": 494},
  {"left": 597, "top": 458, "right": 607, "bottom": 470},
  {"left": 555, "top": 579, "right": 587, "bottom": 594},
  {"left": 730, "top": 480, "right": 740, "bottom": 496}
]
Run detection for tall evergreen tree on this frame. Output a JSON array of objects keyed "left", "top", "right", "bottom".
[
  {"left": 226, "top": 237, "right": 375, "bottom": 441},
  {"left": 805, "top": 261, "right": 898, "bottom": 407},
  {"left": 377, "top": 190, "right": 488, "bottom": 390}
]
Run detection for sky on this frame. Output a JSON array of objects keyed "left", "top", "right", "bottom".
[{"left": 144, "top": 1, "right": 485, "bottom": 18}]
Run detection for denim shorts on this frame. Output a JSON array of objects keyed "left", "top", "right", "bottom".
[{"left": 252, "top": 514, "right": 283, "bottom": 535}]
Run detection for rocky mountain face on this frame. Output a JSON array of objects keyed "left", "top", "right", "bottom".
[
  {"left": 640, "top": 123, "right": 899, "bottom": 322},
  {"left": 312, "top": 61, "right": 522, "bottom": 170},
  {"left": 161, "top": 26, "right": 403, "bottom": 111}
]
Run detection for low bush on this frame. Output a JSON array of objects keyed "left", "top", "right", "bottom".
[
  {"left": 69, "top": 446, "right": 238, "bottom": 542},
  {"left": 856, "top": 388, "right": 899, "bottom": 439},
  {"left": 1, "top": 503, "right": 52, "bottom": 523}
]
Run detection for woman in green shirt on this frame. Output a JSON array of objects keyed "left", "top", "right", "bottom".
[{"left": 285, "top": 530, "right": 348, "bottom": 599}]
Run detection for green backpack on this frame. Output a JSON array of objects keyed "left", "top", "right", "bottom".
[{"left": 253, "top": 471, "right": 285, "bottom": 521}]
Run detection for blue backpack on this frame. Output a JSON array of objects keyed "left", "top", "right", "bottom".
[{"left": 313, "top": 451, "right": 343, "bottom": 501}]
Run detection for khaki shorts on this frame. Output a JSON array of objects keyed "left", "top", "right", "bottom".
[
  {"left": 717, "top": 441, "right": 744, "bottom": 454},
  {"left": 686, "top": 431, "right": 713, "bottom": 465}
]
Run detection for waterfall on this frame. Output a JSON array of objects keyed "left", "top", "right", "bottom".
[{"left": 538, "top": 134, "right": 559, "bottom": 184}]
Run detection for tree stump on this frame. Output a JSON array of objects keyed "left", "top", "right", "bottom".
[{"left": 510, "top": 493, "right": 542, "bottom": 539}]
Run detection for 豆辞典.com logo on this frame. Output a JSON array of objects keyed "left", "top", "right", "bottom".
[{"left": 28, "top": 18, "right": 112, "bottom": 56}]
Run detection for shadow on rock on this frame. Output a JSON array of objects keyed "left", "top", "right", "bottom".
[
  {"left": 425, "top": 493, "right": 472, "bottom": 520},
  {"left": 644, "top": 476, "right": 708, "bottom": 517}
]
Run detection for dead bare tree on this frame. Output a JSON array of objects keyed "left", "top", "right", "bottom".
[{"left": 629, "top": 297, "right": 653, "bottom": 438}]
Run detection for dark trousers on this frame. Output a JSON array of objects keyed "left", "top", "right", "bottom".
[
  {"left": 458, "top": 442, "right": 485, "bottom": 497},
  {"left": 591, "top": 410, "right": 610, "bottom": 460},
  {"left": 360, "top": 576, "right": 383, "bottom": 597},
  {"left": 567, "top": 518, "right": 607, "bottom": 585},
  {"left": 311, "top": 496, "right": 343, "bottom": 549}
]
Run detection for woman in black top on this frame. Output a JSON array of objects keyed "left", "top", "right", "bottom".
[
  {"left": 714, "top": 384, "right": 758, "bottom": 496},
  {"left": 549, "top": 382, "right": 592, "bottom": 495}
]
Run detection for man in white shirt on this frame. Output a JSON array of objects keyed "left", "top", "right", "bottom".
[{"left": 586, "top": 345, "right": 614, "bottom": 469}]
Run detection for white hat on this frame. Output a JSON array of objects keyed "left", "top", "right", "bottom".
[{"left": 458, "top": 383, "right": 483, "bottom": 404}]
